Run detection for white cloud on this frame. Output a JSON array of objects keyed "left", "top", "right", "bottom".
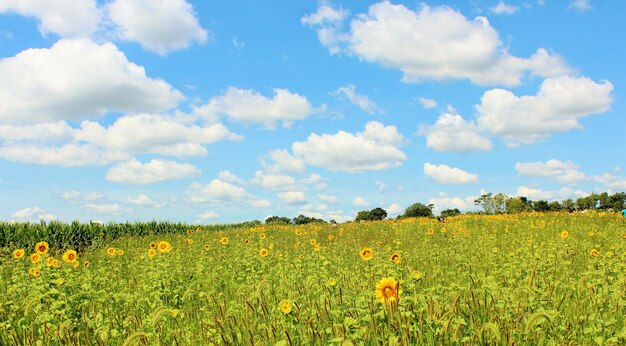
[
  {"left": 300, "top": 0, "right": 349, "bottom": 55},
  {"left": 352, "top": 197, "right": 369, "bottom": 207},
  {"left": 0, "top": 143, "right": 128, "bottom": 166},
  {"left": 375, "top": 181, "right": 386, "bottom": 192},
  {"left": 78, "top": 113, "right": 241, "bottom": 157},
  {"left": 0, "top": 0, "right": 102, "bottom": 38},
  {"left": 387, "top": 203, "right": 403, "bottom": 215},
  {"left": 516, "top": 186, "right": 587, "bottom": 201},
  {"left": 265, "top": 149, "right": 307, "bottom": 173},
  {"left": 569, "top": 0, "right": 592, "bottom": 12},
  {"left": 420, "top": 112, "right": 492, "bottom": 152},
  {"left": 198, "top": 211, "right": 219, "bottom": 219},
  {"left": 333, "top": 84, "right": 382, "bottom": 114},
  {"left": 424, "top": 163, "right": 479, "bottom": 184},
  {"left": 185, "top": 179, "right": 248, "bottom": 203},
  {"left": 297, "top": 209, "right": 351, "bottom": 223},
  {"left": 62, "top": 190, "right": 104, "bottom": 202},
  {"left": 0, "top": 122, "right": 75, "bottom": 143},
  {"left": 292, "top": 121, "right": 407, "bottom": 172},
  {"left": 107, "top": 0, "right": 208, "bottom": 55},
  {"left": 218, "top": 170, "right": 244, "bottom": 184},
  {"left": 476, "top": 75, "right": 613, "bottom": 146},
  {"left": 106, "top": 158, "right": 200, "bottom": 184},
  {"left": 10, "top": 207, "right": 56, "bottom": 222},
  {"left": 252, "top": 170, "right": 301, "bottom": 191},
  {"left": 127, "top": 194, "right": 165, "bottom": 208},
  {"left": 428, "top": 193, "right": 477, "bottom": 214},
  {"left": 515, "top": 159, "right": 587, "bottom": 184},
  {"left": 248, "top": 199, "right": 272, "bottom": 209},
  {"left": 593, "top": 173, "right": 626, "bottom": 192},
  {"left": 278, "top": 191, "right": 307, "bottom": 205},
  {"left": 196, "top": 87, "right": 315, "bottom": 129},
  {"left": 318, "top": 194, "right": 339, "bottom": 205},
  {"left": 83, "top": 203, "right": 128, "bottom": 214},
  {"left": 304, "top": 2, "right": 570, "bottom": 86},
  {"left": 0, "top": 39, "right": 184, "bottom": 124},
  {"left": 491, "top": 1, "right": 518, "bottom": 15},
  {"left": 417, "top": 97, "right": 438, "bottom": 109}
]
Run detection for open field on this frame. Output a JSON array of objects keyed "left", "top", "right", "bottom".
[{"left": 1, "top": 212, "right": 626, "bottom": 345}]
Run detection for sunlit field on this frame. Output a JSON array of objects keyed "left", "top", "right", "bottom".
[{"left": 1, "top": 212, "right": 626, "bottom": 345}]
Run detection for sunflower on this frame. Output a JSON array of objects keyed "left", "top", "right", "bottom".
[
  {"left": 411, "top": 271, "right": 423, "bottom": 280},
  {"left": 186, "top": 229, "right": 194, "bottom": 235},
  {"left": 13, "top": 249, "right": 25, "bottom": 259},
  {"left": 149, "top": 242, "right": 157, "bottom": 249},
  {"left": 295, "top": 229, "right": 302, "bottom": 236},
  {"left": 244, "top": 238, "right": 251, "bottom": 244},
  {"left": 328, "top": 234, "right": 334, "bottom": 240},
  {"left": 310, "top": 239, "right": 317, "bottom": 246},
  {"left": 203, "top": 244, "right": 210, "bottom": 251},
  {"left": 259, "top": 248, "right": 269, "bottom": 257},
  {"left": 259, "top": 233, "right": 266, "bottom": 240},
  {"left": 220, "top": 237, "right": 229, "bottom": 245},
  {"left": 279, "top": 299, "right": 293, "bottom": 315},
  {"left": 560, "top": 231, "right": 569, "bottom": 239},
  {"left": 45, "top": 257, "right": 56, "bottom": 266},
  {"left": 375, "top": 277, "right": 399, "bottom": 303},
  {"left": 359, "top": 247, "right": 374, "bottom": 261},
  {"left": 52, "top": 260, "right": 61, "bottom": 268},
  {"left": 28, "top": 267, "right": 41, "bottom": 278},
  {"left": 314, "top": 244, "right": 321, "bottom": 252},
  {"left": 148, "top": 249, "right": 157, "bottom": 257},
  {"left": 83, "top": 261, "right": 91, "bottom": 268},
  {"left": 106, "top": 247, "right": 116, "bottom": 256},
  {"left": 34, "top": 241, "right": 49, "bottom": 254},
  {"left": 158, "top": 241, "right": 172, "bottom": 252},
  {"left": 195, "top": 226, "right": 202, "bottom": 233},
  {"left": 427, "top": 229, "right": 434, "bottom": 235},
  {"left": 116, "top": 249, "right": 124, "bottom": 256},
  {"left": 30, "top": 253, "right": 41, "bottom": 264},
  {"left": 62, "top": 250, "right": 77, "bottom": 263},
  {"left": 390, "top": 253, "right": 401, "bottom": 264},
  {"left": 590, "top": 248, "right": 599, "bottom": 257},
  {"left": 72, "top": 260, "right": 79, "bottom": 268}
]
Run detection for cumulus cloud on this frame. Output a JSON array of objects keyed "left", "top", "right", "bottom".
[
  {"left": 304, "top": 2, "right": 569, "bottom": 86},
  {"left": 10, "top": 207, "right": 56, "bottom": 222},
  {"left": 126, "top": 194, "right": 165, "bottom": 208},
  {"left": 593, "top": 173, "right": 626, "bottom": 192},
  {"left": 428, "top": 192, "right": 477, "bottom": 214},
  {"left": 490, "top": 1, "right": 518, "bottom": 15},
  {"left": 292, "top": 121, "right": 407, "bottom": 172},
  {"left": 83, "top": 203, "right": 129, "bottom": 214},
  {"left": 252, "top": 170, "right": 301, "bottom": 191},
  {"left": 352, "top": 197, "right": 369, "bottom": 207},
  {"left": 278, "top": 191, "right": 307, "bottom": 205},
  {"left": 195, "top": 87, "right": 315, "bottom": 129},
  {"left": 184, "top": 179, "right": 248, "bottom": 204},
  {"left": 198, "top": 211, "right": 219, "bottom": 219},
  {"left": 424, "top": 163, "right": 479, "bottom": 184},
  {"left": 264, "top": 149, "right": 307, "bottom": 173},
  {"left": 300, "top": 0, "right": 349, "bottom": 55},
  {"left": 106, "top": 158, "right": 200, "bottom": 184},
  {"left": 318, "top": 194, "right": 339, "bottom": 205},
  {"left": 0, "top": 143, "right": 128, "bottom": 166},
  {"left": 0, "top": 0, "right": 102, "bottom": 38},
  {"left": 332, "top": 84, "right": 383, "bottom": 114},
  {"left": 61, "top": 190, "right": 104, "bottom": 203},
  {"left": 387, "top": 203, "right": 403, "bottom": 215},
  {"left": 569, "top": 0, "right": 592, "bottom": 12},
  {"left": 218, "top": 170, "right": 244, "bottom": 184},
  {"left": 516, "top": 186, "right": 587, "bottom": 201},
  {"left": 0, "top": 39, "right": 184, "bottom": 124},
  {"left": 420, "top": 111, "right": 492, "bottom": 152},
  {"left": 248, "top": 199, "right": 272, "bottom": 209},
  {"left": 107, "top": 0, "right": 209, "bottom": 54},
  {"left": 515, "top": 159, "right": 587, "bottom": 184},
  {"left": 476, "top": 75, "right": 613, "bottom": 146},
  {"left": 417, "top": 97, "right": 438, "bottom": 109},
  {"left": 78, "top": 113, "right": 241, "bottom": 157},
  {"left": 0, "top": 122, "right": 74, "bottom": 143}
]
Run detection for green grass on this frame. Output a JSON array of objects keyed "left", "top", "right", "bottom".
[{"left": 1, "top": 212, "right": 625, "bottom": 345}]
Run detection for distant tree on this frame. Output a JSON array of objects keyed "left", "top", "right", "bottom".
[
  {"left": 355, "top": 210, "right": 371, "bottom": 222},
  {"left": 265, "top": 215, "right": 291, "bottom": 224},
  {"left": 369, "top": 207, "right": 388, "bottom": 221},
  {"left": 292, "top": 214, "right": 326, "bottom": 225},
  {"left": 532, "top": 200, "right": 550, "bottom": 212},
  {"left": 401, "top": 202, "right": 434, "bottom": 218},
  {"left": 474, "top": 193, "right": 508, "bottom": 214},
  {"left": 440, "top": 208, "right": 461, "bottom": 218},
  {"left": 562, "top": 198, "right": 576, "bottom": 212},
  {"left": 505, "top": 197, "right": 532, "bottom": 214},
  {"left": 608, "top": 192, "right": 626, "bottom": 211},
  {"left": 576, "top": 195, "right": 595, "bottom": 210}
]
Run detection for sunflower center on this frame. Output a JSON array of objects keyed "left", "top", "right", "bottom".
[{"left": 383, "top": 286, "right": 395, "bottom": 298}]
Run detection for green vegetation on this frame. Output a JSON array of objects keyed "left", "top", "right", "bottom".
[{"left": 2, "top": 212, "right": 625, "bottom": 345}]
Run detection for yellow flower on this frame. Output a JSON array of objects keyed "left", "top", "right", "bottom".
[
  {"left": 62, "top": 250, "right": 77, "bottom": 263},
  {"left": 116, "top": 249, "right": 124, "bottom": 256},
  {"left": 13, "top": 249, "right": 25, "bottom": 259},
  {"left": 220, "top": 237, "right": 229, "bottom": 245},
  {"left": 45, "top": 257, "right": 56, "bottom": 266},
  {"left": 560, "top": 231, "right": 569, "bottom": 239},
  {"left": 148, "top": 249, "right": 156, "bottom": 257},
  {"left": 359, "top": 247, "right": 374, "bottom": 261},
  {"left": 327, "top": 234, "right": 334, "bottom": 240},
  {"left": 390, "top": 252, "right": 401, "bottom": 264},
  {"left": 30, "top": 253, "right": 41, "bottom": 264},
  {"left": 52, "top": 260, "right": 61, "bottom": 268},
  {"left": 72, "top": 260, "right": 79, "bottom": 268},
  {"left": 314, "top": 244, "right": 321, "bottom": 252},
  {"left": 427, "top": 229, "right": 434, "bottom": 235},
  {"left": 295, "top": 229, "right": 302, "bottom": 236},
  {"left": 326, "top": 278, "right": 337, "bottom": 287},
  {"left": 310, "top": 239, "right": 317, "bottom": 246},
  {"left": 279, "top": 299, "right": 293, "bottom": 315},
  {"left": 203, "top": 244, "right": 210, "bottom": 251},
  {"left": 149, "top": 242, "right": 157, "bottom": 249},
  {"left": 28, "top": 267, "right": 41, "bottom": 278},
  {"left": 375, "top": 277, "right": 399, "bottom": 304},
  {"left": 411, "top": 271, "right": 423, "bottom": 280},
  {"left": 34, "top": 241, "right": 49, "bottom": 254},
  {"left": 185, "top": 238, "right": 193, "bottom": 244},
  {"left": 259, "top": 233, "right": 266, "bottom": 240},
  {"left": 83, "top": 261, "right": 91, "bottom": 268},
  {"left": 107, "top": 247, "right": 116, "bottom": 256},
  {"left": 590, "top": 248, "right": 599, "bottom": 257},
  {"left": 158, "top": 241, "right": 172, "bottom": 252},
  {"left": 186, "top": 229, "right": 194, "bottom": 235},
  {"left": 259, "top": 248, "right": 269, "bottom": 257}
]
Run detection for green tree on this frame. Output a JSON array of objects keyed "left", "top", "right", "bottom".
[
  {"left": 401, "top": 203, "right": 434, "bottom": 218},
  {"left": 505, "top": 197, "right": 532, "bottom": 214},
  {"left": 474, "top": 193, "right": 508, "bottom": 214},
  {"left": 369, "top": 207, "right": 388, "bottom": 221},
  {"left": 532, "top": 200, "right": 550, "bottom": 212},
  {"left": 291, "top": 215, "right": 325, "bottom": 225},
  {"left": 440, "top": 208, "right": 461, "bottom": 218}
]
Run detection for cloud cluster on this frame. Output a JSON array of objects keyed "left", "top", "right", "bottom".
[
  {"left": 424, "top": 163, "right": 479, "bottom": 184},
  {"left": 106, "top": 158, "right": 200, "bottom": 184},
  {"left": 515, "top": 159, "right": 587, "bottom": 184}
]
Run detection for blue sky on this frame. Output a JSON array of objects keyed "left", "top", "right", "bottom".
[{"left": 0, "top": 0, "right": 624, "bottom": 224}]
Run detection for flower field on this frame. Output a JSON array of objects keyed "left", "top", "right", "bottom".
[{"left": 1, "top": 212, "right": 626, "bottom": 345}]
